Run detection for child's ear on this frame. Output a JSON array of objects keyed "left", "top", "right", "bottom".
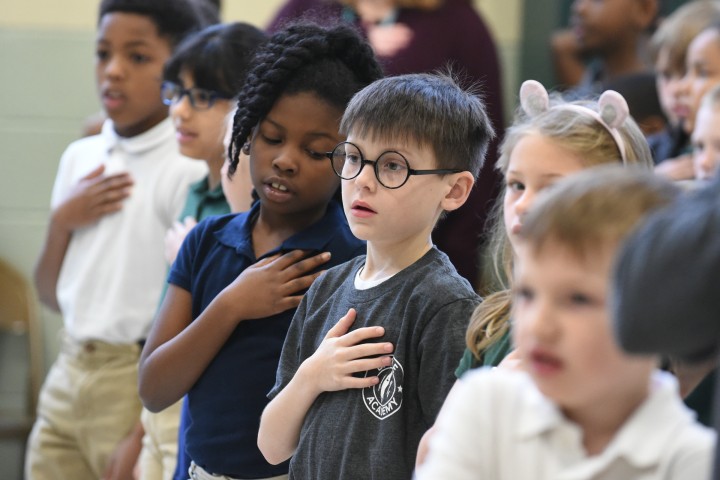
[
  {"left": 441, "top": 172, "right": 474, "bottom": 213},
  {"left": 634, "top": 0, "right": 659, "bottom": 30}
]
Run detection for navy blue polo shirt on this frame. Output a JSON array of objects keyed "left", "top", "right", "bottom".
[{"left": 168, "top": 200, "right": 364, "bottom": 478}]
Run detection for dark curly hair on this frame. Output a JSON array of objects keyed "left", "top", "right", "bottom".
[
  {"left": 228, "top": 21, "right": 383, "bottom": 175},
  {"left": 98, "top": 0, "right": 218, "bottom": 48},
  {"left": 164, "top": 22, "right": 267, "bottom": 97}
]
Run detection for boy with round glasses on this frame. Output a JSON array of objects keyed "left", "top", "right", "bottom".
[{"left": 258, "top": 72, "right": 495, "bottom": 479}]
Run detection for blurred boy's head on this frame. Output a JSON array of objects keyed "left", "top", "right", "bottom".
[
  {"left": 95, "top": 0, "right": 206, "bottom": 137},
  {"left": 692, "top": 84, "right": 720, "bottom": 180},
  {"left": 571, "top": 0, "right": 658, "bottom": 58},
  {"left": 511, "top": 166, "right": 678, "bottom": 413},
  {"left": 335, "top": 73, "right": 494, "bottom": 242},
  {"left": 650, "top": 1, "right": 720, "bottom": 127}
]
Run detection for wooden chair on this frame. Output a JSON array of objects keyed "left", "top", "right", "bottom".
[{"left": 0, "top": 257, "right": 43, "bottom": 467}]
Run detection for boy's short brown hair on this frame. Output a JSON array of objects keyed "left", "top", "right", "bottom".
[{"left": 339, "top": 73, "right": 495, "bottom": 178}]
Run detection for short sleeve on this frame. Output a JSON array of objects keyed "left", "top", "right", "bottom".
[
  {"left": 155, "top": 160, "right": 207, "bottom": 229},
  {"left": 418, "top": 297, "right": 478, "bottom": 423},
  {"left": 167, "top": 218, "right": 206, "bottom": 292},
  {"left": 50, "top": 148, "right": 74, "bottom": 209}
]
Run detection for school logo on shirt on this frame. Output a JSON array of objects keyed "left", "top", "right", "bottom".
[{"left": 362, "top": 356, "right": 403, "bottom": 420}]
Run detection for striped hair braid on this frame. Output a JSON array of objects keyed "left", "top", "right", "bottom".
[{"left": 228, "top": 22, "right": 382, "bottom": 174}]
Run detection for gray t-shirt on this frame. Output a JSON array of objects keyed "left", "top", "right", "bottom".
[{"left": 269, "top": 247, "right": 481, "bottom": 479}]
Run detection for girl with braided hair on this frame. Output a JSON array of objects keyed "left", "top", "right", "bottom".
[{"left": 138, "top": 21, "right": 382, "bottom": 480}]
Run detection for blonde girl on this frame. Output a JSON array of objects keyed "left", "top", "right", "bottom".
[
  {"left": 456, "top": 80, "right": 654, "bottom": 377},
  {"left": 413, "top": 80, "right": 653, "bottom": 468}
]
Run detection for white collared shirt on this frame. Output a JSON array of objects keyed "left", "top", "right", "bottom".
[
  {"left": 51, "top": 119, "right": 206, "bottom": 343},
  {"left": 416, "top": 369, "right": 715, "bottom": 480}
]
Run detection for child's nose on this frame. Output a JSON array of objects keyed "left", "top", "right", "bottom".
[
  {"left": 677, "top": 74, "right": 692, "bottom": 97},
  {"left": 668, "top": 78, "right": 684, "bottom": 97},
  {"left": 524, "top": 300, "right": 559, "bottom": 341},
  {"left": 272, "top": 150, "right": 298, "bottom": 174},
  {"left": 514, "top": 190, "right": 534, "bottom": 217},
  {"left": 353, "top": 161, "right": 378, "bottom": 190},
  {"left": 104, "top": 56, "right": 125, "bottom": 79},
  {"left": 171, "top": 95, "right": 192, "bottom": 119}
]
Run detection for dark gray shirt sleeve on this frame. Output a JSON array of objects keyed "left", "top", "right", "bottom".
[{"left": 417, "top": 298, "right": 477, "bottom": 422}]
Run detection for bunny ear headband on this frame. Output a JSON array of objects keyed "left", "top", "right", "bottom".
[{"left": 519, "top": 80, "right": 629, "bottom": 164}]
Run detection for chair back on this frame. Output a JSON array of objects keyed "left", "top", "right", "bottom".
[{"left": 0, "top": 258, "right": 43, "bottom": 415}]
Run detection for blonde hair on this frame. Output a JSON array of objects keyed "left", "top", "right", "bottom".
[
  {"left": 467, "top": 97, "right": 654, "bottom": 359},
  {"left": 520, "top": 165, "right": 679, "bottom": 261},
  {"left": 650, "top": 1, "right": 720, "bottom": 72}
]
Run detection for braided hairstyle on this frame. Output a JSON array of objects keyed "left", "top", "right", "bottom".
[{"left": 228, "top": 21, "right": 383, "bottom": 175}]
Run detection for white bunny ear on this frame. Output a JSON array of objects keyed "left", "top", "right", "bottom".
[
  {"left": 520, "top": 80, "right": 550, "bottom": 117},
  {"left": 598, "top": 90, "right": 629, "bottom": 128}
]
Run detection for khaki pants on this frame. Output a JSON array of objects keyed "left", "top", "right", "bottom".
[
  {"left": 139, "top": 401, "right": 183, "bottom": 480},
  {"left": 188, "top": 462, "right": 288, "bottom": 480},
  {"left": 25, "top": 333, "right": 143, "bottom": 479}
]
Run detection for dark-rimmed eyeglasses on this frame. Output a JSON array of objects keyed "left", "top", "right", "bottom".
[
  {"left": 325, "top": 141, "right": 463, "bottom": 189},
  {"left": 161, "top": 81, "right": 233, "bottom": 111}
]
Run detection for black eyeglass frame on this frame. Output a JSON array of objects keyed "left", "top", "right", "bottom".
[
  {"left": 325, "top": 141, "right": 463, "bottom": 189},
  {"left": 161, "top": 81, "right": 234, "bottom": 111}
]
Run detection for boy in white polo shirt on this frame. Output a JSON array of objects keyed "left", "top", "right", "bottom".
[
  {"left": 416, "top": 167, "right": 715, "bottom": 480},
  {"left": 27, "top": 0, "right": 206, "bottom": 478}
]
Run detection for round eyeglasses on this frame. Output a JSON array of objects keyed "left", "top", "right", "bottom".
[
  {"left": 326, "top": 141, "right": 463, "bottom": 189},
  {"left": 161, "top": 81, "right": 233, "bottom": 111}
]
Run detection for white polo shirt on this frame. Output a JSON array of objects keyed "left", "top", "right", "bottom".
[
  {"left": 51, "top": 119, "right": 206, "bottom": 343},
  {"left": 416, "top": 369, "right": 715, "bottom": 480}
]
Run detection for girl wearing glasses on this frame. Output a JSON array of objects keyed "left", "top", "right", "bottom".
[{"left": 137, "top": 22, "right": 266, "bottom": 480}]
